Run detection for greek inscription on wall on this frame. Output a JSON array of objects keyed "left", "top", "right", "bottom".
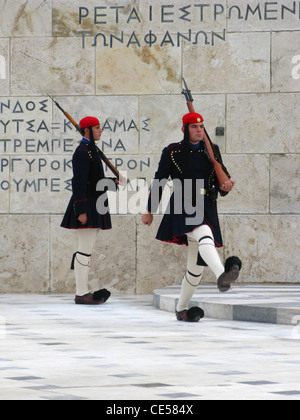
[
  {"left": 0, "top": 98, "right": 151, "bottom": 197},
  {"left": 76, "top": 2, "right": 300, "bottom": 48}
]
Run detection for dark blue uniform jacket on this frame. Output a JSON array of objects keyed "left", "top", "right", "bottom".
[
  {"left": 61, "top": 140, "right": 117, "bottom": 230},
  {"left": 147, "top": 140, "right": 229, "bottom": 247}
]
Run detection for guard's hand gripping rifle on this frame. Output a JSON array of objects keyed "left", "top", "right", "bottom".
[
  {"left": 46, "top": 93, "right": 121, "bottom": 180},
  {"left": 181, "top": 78, "right": 231, "bottom": 186}
]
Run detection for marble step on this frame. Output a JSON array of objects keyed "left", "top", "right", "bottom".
[{"left": 153, "top": 285, "right": 300, "bottom": 325}]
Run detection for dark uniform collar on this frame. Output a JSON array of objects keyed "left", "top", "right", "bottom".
[{"left": 189, "top": 141, "right": 201, "bottom": 151}]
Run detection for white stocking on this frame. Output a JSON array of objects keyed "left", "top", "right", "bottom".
[
  {"left": 74, "top": 252, "right": 91, "bottom": 296},
  {"left": 188, "top": 225, "right": 224, "bottom": 279},
  {"left": 176, "top": 239, "right": 204, "bottom": 312},
  {"left": 74, "top": 229, "right": 99, "bottom": 296}
]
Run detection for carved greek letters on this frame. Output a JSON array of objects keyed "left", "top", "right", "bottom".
[
  {"left": 0, "top": 97, "right": 151, "bottom": 200},
  {"left": 76, "top": 2, "right": 300, "bottom": 49}
]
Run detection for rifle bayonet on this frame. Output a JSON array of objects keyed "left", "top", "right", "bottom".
[{"left": 181, "top": 78, "right": 194, "bottom": 113}]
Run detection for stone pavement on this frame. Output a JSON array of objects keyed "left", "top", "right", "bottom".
[{"left": 0, "top": 291, "right": 300, "bottom": 401}]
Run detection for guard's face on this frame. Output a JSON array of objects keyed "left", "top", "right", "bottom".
[
  {"left": 92, "top": 125, "right": 103, "bottom": 141},
  {"left": 188, "top": 123, "right": 205, "bottom": 143}
]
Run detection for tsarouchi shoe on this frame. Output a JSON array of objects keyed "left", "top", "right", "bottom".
[
  {"left": 217, "top": 256, "right": 242, "bottom": 292},
  {"left": 75, "top": 289, "right": 111, "bottom": 305},
  {"left": 176, "top": 307, "right": 205, "bottom": 322}
]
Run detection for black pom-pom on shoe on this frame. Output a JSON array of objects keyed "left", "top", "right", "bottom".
[
  {"left": 93, "top": 289, "right": 111, "bottom": 304},
  {"left": 224, "top": 256, "right": 242, "bottom": 272},
  {"left": 218, "top": 256, "right": 242, "bottom": 293},
  {"left": 75, "top": 289, "right": 111, "bottom": 305},
  {"left": 176, "top": 307, "right": 205, "bottom": 322}
]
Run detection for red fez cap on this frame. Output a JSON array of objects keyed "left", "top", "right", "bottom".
[
  {"left": 182, "top": 112, "right": 204, "bottom": 127},
  {"left": 80, "top": 116, "right": 100, "bottom": 129}
]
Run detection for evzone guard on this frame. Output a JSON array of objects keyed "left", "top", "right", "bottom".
[
  {"left": 61, "top": 116, "right": 125, "bottom": 305},
  {"left": 142, "top": 111, "right": 242, "bottom": 322}
]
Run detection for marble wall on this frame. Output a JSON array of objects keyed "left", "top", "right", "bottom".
[{"left": 0, "top": 0, "right": 299, "bottom": 294}]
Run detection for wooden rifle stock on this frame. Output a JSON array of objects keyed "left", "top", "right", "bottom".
[
  {"left": 46, "top": 93, "right": 121, "bottom": 180},
  {"left": 182, "top": 79, "right": 230, "bottom": 186}
]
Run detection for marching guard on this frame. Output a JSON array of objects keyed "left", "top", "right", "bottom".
[
  {"left": 142, "top": 112, "right": 242, "bottom": 322},
  {"left": 61, "top": 116, "right": 121, "bottom": 305}
]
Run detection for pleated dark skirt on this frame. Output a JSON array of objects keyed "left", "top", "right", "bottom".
[
  {"left": 61, "top": 190, "right": 112, "bottom": 230},
  {"left": 156, "top": 194, "right": 223, "bottom": 247}
]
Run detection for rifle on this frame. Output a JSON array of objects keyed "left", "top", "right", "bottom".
[
  {"left": 181, "top": 78, "right": 231, "bottom": 186},
  {"left": 46, "top": 93, "right": 121, "bottom": 180}
]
